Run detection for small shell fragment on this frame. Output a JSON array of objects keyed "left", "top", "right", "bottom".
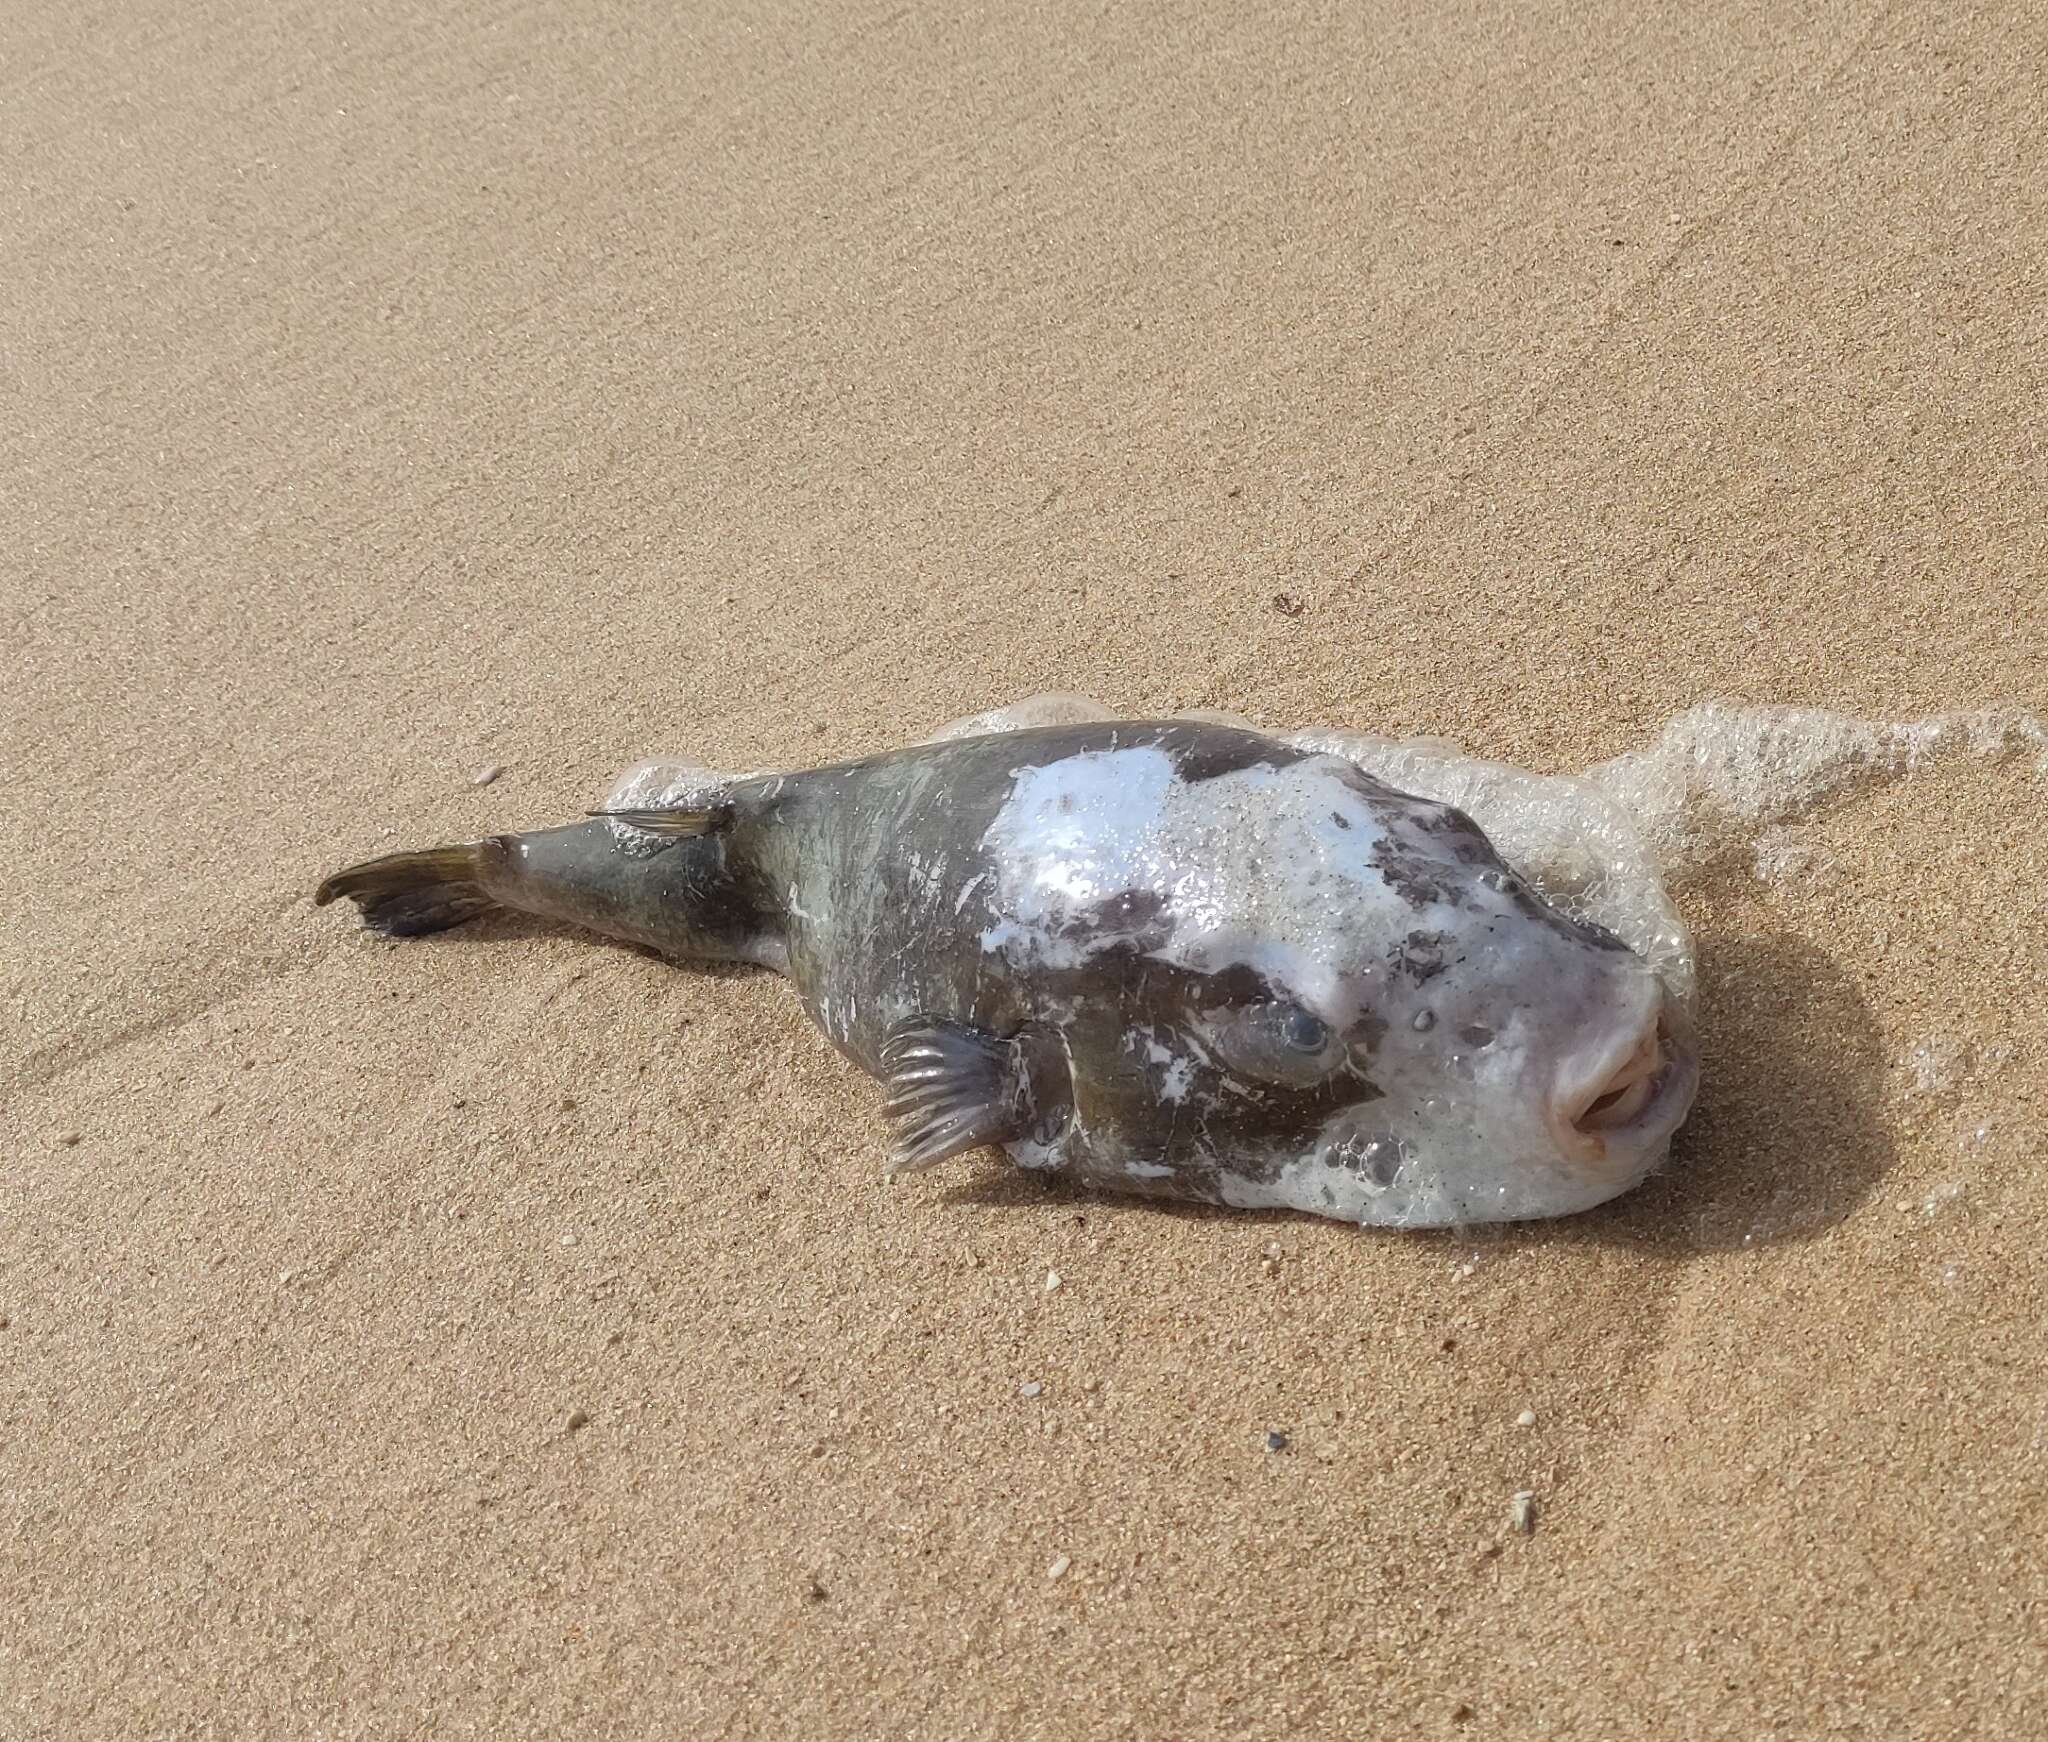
[{"left": 1509, "top": 1490, "right": 1538, "bottom": 1535}]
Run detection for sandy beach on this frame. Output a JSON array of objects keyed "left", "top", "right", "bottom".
[{"left": 5, "top": 0, "right": 2045, "bottom": 1734}]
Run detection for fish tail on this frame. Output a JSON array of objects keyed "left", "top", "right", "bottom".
[{"left": 314, "top": 841, "right": 502, "bottom": 937}]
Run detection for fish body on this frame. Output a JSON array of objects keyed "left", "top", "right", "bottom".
[{"left": 318, "top": 717, "right": 1698, "bottom": 1227}]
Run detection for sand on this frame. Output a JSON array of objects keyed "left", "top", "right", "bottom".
[{"left": 4, "top": 0, "right": 2045, "bottom": 1734}]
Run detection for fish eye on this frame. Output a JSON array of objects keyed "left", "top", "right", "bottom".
[
  {"left": 1278, "top": 1004, "right": 1328, "bottom": 1053},
  {"left": 1204, "top": 998, "right": 1345, "bottom": 1089}
]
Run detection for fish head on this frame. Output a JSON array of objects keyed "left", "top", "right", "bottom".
[{"left": 982, "top": 732, "right": 1699, "bottom": 1226}]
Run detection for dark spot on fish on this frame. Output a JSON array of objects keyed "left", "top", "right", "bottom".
[
  {"left": 1488, "top": 864, "right": 1633, "bottom": 952},
  {"left": 1391, "top": 929, "right": 1451, "bottom": 984},
  {"left": 1153, "top": 722, "right": 1312, "bottom": 785},
  {"left": 1364, "top": 837, "right": 1466, "bottom": 910},
  {"left": 1411, "top": 804, "right": 1508, "bottom": 869},
  {"left": 1330, "top": 811, "right": 1351, "bottom": 829},
  {"left": 1088, "top": 888, "right": 1167, "bottom": 931},
  {"left": 1048, "top": 953, "right": 1385, "bottom": 1194},
  {"left": 1056, "top": 887, "right": 1173, "bottom": 954},
  {"left": 1350, "top": 1011, "right": 1389, "bottom": 1053}
]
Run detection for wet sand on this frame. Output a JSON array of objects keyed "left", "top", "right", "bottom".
[{"left": 4, "top": 0, "right": 2045, "bottom": 1734}]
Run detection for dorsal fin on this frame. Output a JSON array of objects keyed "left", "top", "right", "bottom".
[{"left": 586, "top": 804, "right": 730, "bottom": 840}]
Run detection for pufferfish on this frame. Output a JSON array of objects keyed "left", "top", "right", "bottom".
[{"left": 316, "top": 708, "right": 1698, "bottom": 1228}]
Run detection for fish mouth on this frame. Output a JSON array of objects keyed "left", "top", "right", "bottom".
[{"left": 1553, "top": 1006, "right": 1686, "bottom": 1167}]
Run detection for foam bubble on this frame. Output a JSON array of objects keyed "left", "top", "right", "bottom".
[{"left": 1582, "top": 702, "right": 2047, "bottom": 879}]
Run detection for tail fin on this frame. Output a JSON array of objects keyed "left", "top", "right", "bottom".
[{"left": 314, "top": 842, "right": 499, "bottom": 937}]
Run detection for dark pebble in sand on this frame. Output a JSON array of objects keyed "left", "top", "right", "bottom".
[{"left": 1264, "top": 1430, "right": 1289, "bottom": 1453}]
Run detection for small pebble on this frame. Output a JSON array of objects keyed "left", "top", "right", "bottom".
[
  {"left": 472, "top": 765, "right": 503, "bottom": 787},
  {"left": 1044, "top": 1269, "right": 1062, "bottom": 1293},
  {"left": 1264, "top": 1430, "right": 1289, "bottom": 1453},
  {"left": 560, "top": 1233, "right": 579, "bottom": 1248},
  {"left": 0, "top": 1314, "right": 11, "bottom": 1331},
  {"left": 1264, "top": 1242, "right": 1283, "bottom": 1261},
  {"left": 1046, "top": 1554, "right": 1071, "bottom": 1582},
  {"left": 1509, "top": 1490, "right": 1538, "bottom": 1535},
  {"left": 57, "top": 1132, "right": 81, "bottom": 1148},
  {"left": 1019, "top": 1381, "right": 1043, "bottom": 1399},
  {"left": 565, "top": 1409, "right": 591, "bottom": 1432},
  {"left": 1515, "top": 1409, "right": 1538, "bottom": 1428},
  {"left": 279, "top": 1269, "right": 298, "bottom": 1286}
]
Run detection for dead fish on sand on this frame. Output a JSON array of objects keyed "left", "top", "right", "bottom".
[{"left": 316, "top": 706, "right": 1699, "bottom": 1227}]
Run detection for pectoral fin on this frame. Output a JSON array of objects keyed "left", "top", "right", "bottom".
[{"left": 879, "top": 1016, "right": 1035, "bottom": 1173}]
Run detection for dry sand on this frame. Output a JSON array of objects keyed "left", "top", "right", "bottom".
[{"left": 5, "top": 0, "right": 2045, "bottom": 1735}]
